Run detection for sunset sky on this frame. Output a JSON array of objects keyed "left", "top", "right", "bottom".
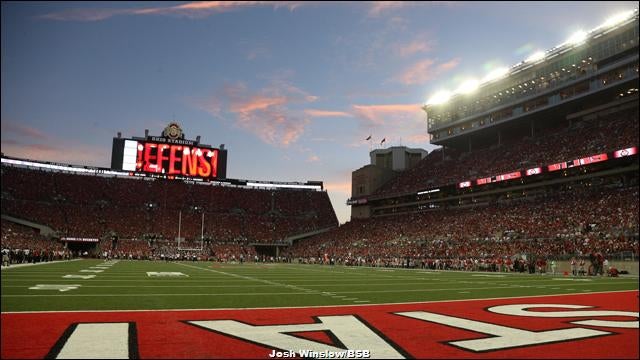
[{"left": 2, "top": 1, "right": 636, "bottom": 223}]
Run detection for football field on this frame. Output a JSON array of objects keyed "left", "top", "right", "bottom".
[
  {"left": 2, "top": 259, "right": 638, "bottom": 359},
  {"left": 1, "top": 259, "right": 637, "bottom": 312}
]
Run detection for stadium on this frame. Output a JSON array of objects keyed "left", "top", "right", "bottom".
[{"left": 1, "top": 4, "right": 639, "bottom": 360}]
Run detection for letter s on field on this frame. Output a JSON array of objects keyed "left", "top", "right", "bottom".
[{"left": 488, "top": 304, "right": 639, "bottom": 328}]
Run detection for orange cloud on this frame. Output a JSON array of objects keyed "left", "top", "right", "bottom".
[
  {"left": 306, "top": 155, "right": 320, "bottom": 163},
  {"left": 367, "top": 1, "right": 458, "bottom": 17},
  {"left": 230, "top": 96, "right": 288, "bottom": 113},
  {"left": 1, "top": 139, "right": 106, "bottom": 167},
  {"left": 349, "top": 103, "right": 432, "bottom": 148},
  {"left": 2, "top": 122, "right": 50, "bottom": 141},
  {"left": 397, "top": 39, "right": 433, "bottom": 57},
  {"left": 197, "top": 79, "right": 316, "bottom": 147},
  {"left": 234, "top": 108, "right": 309, "bottom": 146},
  {"left": 352, "top": 103, "right": 422, "bottom": 126},
  {"left": 40, "top": 2, "right": 306, "bottom": 21},
  {"left": 367, "top": 1, "right": 407, "bottom": 17},
  {"left": 247, "top": 46, "right": 270, "bottom": 61},
  {"left": 395, "top": 59, "right": 435, "bottom": 85},
  {"left": 437, "top": 57, "right": 461, "bottom": 71},
  {"left": 406, "top": 134, "right": 430, "bottom": 143},
  {"left": 304, "top": 109, "right": 353, "bottom": 118},
  {"left": 324, "top": 180, "right": 352, "bottom": 194},
  {"left": 394, "top": 57, "right": 460, "bottom": 85}
]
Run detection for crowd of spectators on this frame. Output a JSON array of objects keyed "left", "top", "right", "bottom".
[
  {"left": 1, "top": 167, "right": 338, "bottom": 243},
  {"left": 99, "top": 237, "right": 258, "bottom": 262},
  {"left": 374, "top": 107, "right": 638, "bottom": 197},
  {"left": 288, "top": 184, "right": 639, "bottom": 270},
  {"left": 1, "top": 220, "right": 70, "bottom": 266},
  {"left": 2, "top": 181, "right": 637, "bottom": 270}
]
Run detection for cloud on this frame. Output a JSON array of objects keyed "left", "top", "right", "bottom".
[
  {"left": 324, "top": 180, "right": 352, "bottom": 195},
  {"left": 229, "top": 95, "right": 288, "bottom": 113},
  {"left": 437, "top": 57, "right": 461, "bottom": 72},
  {"left": 40, "top": 1, "right": 306, "bottom": 22},
  {"left": 349, "top": 103, "right": 434, "bottom": 148},
  {"left": 397, "top": 39, "right": 434, "bottom": 57},
  {"left": 306, "top": 155, "right": 320, "bottom": 163},
  {"left": 246, "top": 46, "right": 271, "bottom": 61},
  {"left": 1, "top": 122, "right": 50, "bottom": 141},
  {"left": 1, "top": 139, "right": 106, "bottom": 166},
  {"left": 367, "top": 1, "right": 407, "bottom": 17},
  {"left": 38, "top": 8, "right": 129, "bottom": 22},
  {"left": 394, "top": 57, "right": 460, "bottom": 85},
  {"left": 236, "top": 107, "right": 309, "bottom": 146},
  {"left": 310, "top": 137, "right": 337, "bottom": 143},
  {"left": 367, "top": 1, "right": 458, "bottom": 17},
  {"left": 407, "top": 134, "right": 431, "bottom": 143},
  {"left": 304, "top": 109, "right": 353, "bottom": 118},
  {"left": 196, "top": 79, "right": 316, "bottom": 147},
  {"left": 395, "top": 59, "right": 436, "bottom": 85},
  {"left": 351, "top": 103, "right": 422, "bottom": 127}
]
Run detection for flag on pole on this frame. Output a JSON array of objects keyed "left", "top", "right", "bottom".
[
  {"left": 365, "top": 135, "right": 372, "bottom": 141},
  {"left": 380, "top": 137, "right": 386, "bottom": 145}
]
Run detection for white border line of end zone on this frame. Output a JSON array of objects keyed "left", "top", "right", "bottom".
[{"left": 2, "top": 289, "right": 637, "bottom": 315}]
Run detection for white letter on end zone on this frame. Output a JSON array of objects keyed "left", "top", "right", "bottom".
[
  {"left": 188, "top": 315, "right": 404, "bottom": 358},
  {"left": 396, "top": 311, "right": 610, "bottom": 352},
  {"left": 488, "top": 304, "right": 639, "bottom": 329},
  {"left": 52, "top": 323, "right": 133, "bottom": 359}
]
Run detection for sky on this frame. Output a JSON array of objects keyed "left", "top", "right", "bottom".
[{"left": 1, "top": 1, "right": 637, "bottom": 224}]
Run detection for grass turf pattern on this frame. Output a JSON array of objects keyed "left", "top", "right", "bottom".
[{"left": 2, "top": 259, "right": 638, "bottom": 312}]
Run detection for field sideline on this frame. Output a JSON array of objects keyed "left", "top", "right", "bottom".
[{"left": 2, "top": 259, "right": 638, "bottom": 312}]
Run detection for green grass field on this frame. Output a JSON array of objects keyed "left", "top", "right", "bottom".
[{"left": 2, "top": 259, "right": 638, "bottom": 312}]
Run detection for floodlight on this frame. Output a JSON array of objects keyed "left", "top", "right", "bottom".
[
  {"left": 482, "top": 67, "right": 509, "bottom": 83},
  {"left": 601, "top": 10, "right": 635, "bottom": 28},
  {"left": 456, "top": 79, "right": 480, "bottom": 94},
  {"left": 525, "top": 51, "right": 545, "bottom": 63},
  {"left": 565, "top": 30, "right": 588, "bottom": 46},
  {"left": 427, "top": 90, "right": 452, "bottom": 105}
]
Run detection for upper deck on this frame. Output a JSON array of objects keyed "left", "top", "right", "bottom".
[{"left": 425, "top": 10, "right": 639, "bottom": 146}]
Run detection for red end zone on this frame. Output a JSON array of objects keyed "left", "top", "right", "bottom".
[{"left": 2, "top": 291, "right": 638, "bottom": 359}]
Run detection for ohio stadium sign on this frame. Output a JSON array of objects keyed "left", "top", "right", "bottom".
[{"left": 1, "top": 291, "right": 637, "bottom": 359}]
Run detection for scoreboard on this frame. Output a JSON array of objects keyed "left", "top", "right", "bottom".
[{"left": 110, "top": 123, "right": 227, "bottom": 180}]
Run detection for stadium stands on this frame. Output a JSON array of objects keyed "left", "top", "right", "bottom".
[
  {"left": 1, "top": 220, "right": 69, "bottom": 264},
  {"left": 1, "top": 165, "right": 338, "bottom": 253},
  {"left": 373, "top": 106, "right": 639, "bottom": 197},
  {"left": 288, "top": 184, "right": 639, "bottom": 268}
]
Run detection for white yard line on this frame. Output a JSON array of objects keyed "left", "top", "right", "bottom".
[{"left": 173, "top": 262, "right": 321, "bottom": 294}]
